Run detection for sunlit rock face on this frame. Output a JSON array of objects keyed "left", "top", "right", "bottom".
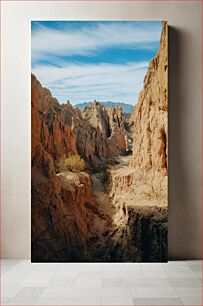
[
  {"left": 31, "top": 75, "right": 128, "bottom": 262},
  {"left": 130, "top": 22, "right": 168, "bottom": 175},
  {"left": 32, "top": 75, "right": 95, "bottom": 262},
  {"left": 81, "top": 101, "right": 127, "bottom": 166},
  {"left": 105, "top": 22, "right": 168, "bottom": 262}
]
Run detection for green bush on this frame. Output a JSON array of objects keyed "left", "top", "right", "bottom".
[{"left": 57, "top": 154, "right": 85, "bottom": 173}]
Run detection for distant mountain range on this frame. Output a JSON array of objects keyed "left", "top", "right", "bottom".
[{"left": 75, "top": 101, "right": 134, "bottom": 113}]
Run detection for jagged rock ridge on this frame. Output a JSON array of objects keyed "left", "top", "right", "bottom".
[
  {"left": 130, "top": 22, "right": 168, "bottom": 174},
  {"left": 75, "top": 101, "right": 134, "bottom": 114},
  {"left": 105, "top": 22, "right": 168, "bottom": 262},
  {"left": 32, "top": 77, "right": 94, "bottom": 261},
  {"left": 32, "top": 76, "right": 128, "bottom": 169},
  {"left": 31, "top": 75, "right": 128, "bottom": 261}
]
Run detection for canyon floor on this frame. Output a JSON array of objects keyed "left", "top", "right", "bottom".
[{"left": 72, "top": 153, "right": 168, "bottom": 262}]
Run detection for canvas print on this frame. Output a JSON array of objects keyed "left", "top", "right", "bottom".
[{"left": 31, "top": 21, "right": 168, "bottom": 262}]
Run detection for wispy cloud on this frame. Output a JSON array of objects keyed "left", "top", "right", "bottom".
[
  {"left": 32, "top": 22, "right": 161, "bottom": 61},
  {"left": 31, "top": 21, "right": 162, "bottom": 105},
  {"left": 32, "top": 62, "right": 148, "bottom": 105}
]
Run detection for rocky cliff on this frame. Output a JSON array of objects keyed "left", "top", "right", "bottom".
[
  {"left": 75, "top": 101, "right": 134, "bottom": 113},
  {"left": 107, "top": 206, "right": 168, "bottom": 262},
  {"left": 32, "top": 76, "right": 96, "bottom": 262},
  {"left": 81, "top": 102, "right": 127, "bottom": 166},
  {"left": 130, "top": 22, "right": 168, "bottom": 174},
  {"left": 104, "top": 22, "right": 168, "bottom": 262},
  {"left": 31, "top": 75, "right": 77, "bottom": 164},
  {"left": 108, "top": 22, "right": 168, "bottom": 209},
  {"left": 32, "top": 75, "right": 127, "bottom": 170},
  {"left": 31, "top": 75, "right": 128, "bottom": 261}
]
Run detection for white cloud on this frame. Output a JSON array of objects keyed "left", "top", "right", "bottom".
[
  {"left": 31, "top": 22, "right": 161, "bottom": 105},
  {"left": 32, "top": 22, "right": 161, "bottom": 60},
  {"left": 32, "top": 62, "right": 148, "bottom": 105}
]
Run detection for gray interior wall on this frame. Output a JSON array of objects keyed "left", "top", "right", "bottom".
[
  {"left": 1, "top": 1, "right": 202, "bottom": 259},
  {"left": 168, "top": 23, "right": 202, "bottom": 259}
]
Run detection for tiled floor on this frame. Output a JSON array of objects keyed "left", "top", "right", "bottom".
[{"left": 1, "top": 260, "right": 202, "bottom": 305}]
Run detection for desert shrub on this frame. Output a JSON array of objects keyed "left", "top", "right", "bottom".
[{"left": 57, "top": 154, "right": 85, "bottom": 173}]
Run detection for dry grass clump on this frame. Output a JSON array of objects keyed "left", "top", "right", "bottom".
[{"left": 57, "top": 154, "right": 85, "bottom": 173}]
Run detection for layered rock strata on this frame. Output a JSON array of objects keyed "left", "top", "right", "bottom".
[
  {"left": 32, "top": 77, "right": 95, "bottom": 261},
  {"left": 32, "top": 75, "right": 127, "bottom": 169},
  {"left": 31, "top": 75, "right": 128, "bottom": 261},
  {"left": 130, "top": 22, "right": 168, "bottom": 174},
  {"left": 106, "top": 22, "right": 168, "bottom": 262},
  {"left": 107, "top": 206, "right": 168, "bottom": 262}
]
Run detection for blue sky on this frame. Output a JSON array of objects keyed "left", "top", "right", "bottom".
[{"left": 31, "top": 21, "right": 162, "bottom": 105}]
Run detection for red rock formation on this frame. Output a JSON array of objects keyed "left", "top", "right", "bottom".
[
  {"left": 31, "top": 75, "right": 95, "bottom": 262},
  {"left": 31, "top": 75, "right": 77, "bottom": 164},
  {"left": 107, "top": 206, "right": 168, "bottom": 262},
  {"left": 106, "top": 106, "right": 127, "bottom": 155},
  {"left": 104, "top": 22, "right": 168, "bottom": 262},
  {"left": 32, "top": 75, "right": 127, "bottom": 170},
  {"left": 31, "top": 75, "right": 128, "bottom": 261},
  {"left": 81, "top": 101, "right": 127, "bottom": 166},
  {"left": 83, "top": 101, "right": 111, "bottom": 137},
  {"left": 130, "top": 22, "right": 168, "bottom": 174},
  {"left": 107, "top": 106, "right": 125, "bottom": 131}
]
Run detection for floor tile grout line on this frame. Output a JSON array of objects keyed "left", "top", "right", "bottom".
[
  {"left": 33, "top": 263, "right": 60, "bottom": 305},
  {"left": 165, "top": 268, "right": 202, "bottom": 305},
  {"left": 1, "top": 260, "right": 202, "bottom": 306},
  {"left": 3, "top": 260, "right": 37, "bottom": 290},
  {"left": 165, "top": 266, "right": 200, "bottom": 278},
  {"left": 2, "top": 260, "right": 28, "bottom": 277},
  {"left": 168, "top": 280, "right": 184, "bottom": 306},
  {"left": 101, "top": 263, "right": 103, "bottom": 305}
]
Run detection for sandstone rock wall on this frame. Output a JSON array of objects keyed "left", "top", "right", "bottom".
[
  {"left": 106, "top": 106, "right": 127, "bottom": 155},
  {"left": 107, "top": 106, "right": 125, "bottom": 131},
  {"left": 109, "top": 166, "right": 167, "bottom": 209},
  {"left": 104, "top": 22, "right": 168, "bottom": 262},
  {"left": 32, "top": 75, "right": 77, "bottom": 164},
  {"left": 83, "top": 101, "right": 111, "bottom": 137},
  {"left": 31, "top": 169, "right": 94, "bottom": 261},
  {"left": 32, "top": 75, "right": 127, "bottom": 170},
  {"left": 32, "top": 75, "right": 95, "bottom": 261},
  {"left": 130, "top": 22, "right": 168, "bottom": 174},
  {"left": 80, "top": 101, "right": 127, "bottom": 167},
  {"left": 31, "top": 75, "right": 128, "bottom": 261},
  {"left": 108, "top": 206, "right": 168, "bottom": 262}
]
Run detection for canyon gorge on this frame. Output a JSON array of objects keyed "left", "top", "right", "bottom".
[{"left": 31, "top": 22, "right": 168, "bottom": 262}]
